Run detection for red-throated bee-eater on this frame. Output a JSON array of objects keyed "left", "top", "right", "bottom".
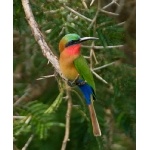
[{"left": 59, "top": 33, "right": 101, "bottom": 136}]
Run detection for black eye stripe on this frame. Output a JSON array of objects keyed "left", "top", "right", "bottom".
[{"left": 65, "top": 39, "right": 80, "bottom": 47}]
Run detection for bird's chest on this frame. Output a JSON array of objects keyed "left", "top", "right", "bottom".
[{"left": 59, "top": 46, "right": 80, "bottom": 80}]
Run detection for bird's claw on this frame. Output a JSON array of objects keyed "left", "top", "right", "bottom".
[
  {"left": 67, "top": 74, "right": 80, "bottom": 87},
  {"left": 67, "top": 80, "right": 75, "bottom": 87},
  {"left": 75, "top": 80, "right": 86, "bottom": 86}
]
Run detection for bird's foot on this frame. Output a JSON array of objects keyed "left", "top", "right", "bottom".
[
  {"left": 75, "top": 80, "right": 86, "bottom": 86},
  {"left": 67, "top": 80, "right": 75, "bottom": 87},
  {"left": 67, "top": 75, "right": 80, "bottom": 87}
]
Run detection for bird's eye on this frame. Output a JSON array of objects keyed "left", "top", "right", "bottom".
[{"left": 65, "top": 40, "right": 80, "bottom": 47}]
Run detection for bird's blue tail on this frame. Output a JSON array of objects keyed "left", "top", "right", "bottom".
[
  {"left": 76, "top": 79, "right": 96, "bottom": 105},
  {"left": 76, "top": 79, "right": 101, "bottom": 136}
]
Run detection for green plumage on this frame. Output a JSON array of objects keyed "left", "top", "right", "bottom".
[{"left": 74, "top": 55, "right": 96, "bottom": 91}]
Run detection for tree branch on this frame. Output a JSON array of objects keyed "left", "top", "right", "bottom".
[
  {"left": 100, "top": 9, "right": 119, "bottom": 16},
  {"left": 88, "top": 0, "right": 101, "bottom": 29},
  {"left": 61, "top": 84, "right": 72, "bottom": 150},
  {"left": 93, "top": 61, "right": 117, "bottom": 71},
  {"left": 91, "top": 70, "right": 108, "bottom": 85},
  {"left": 13, "top": 116, "right": 26, "bottom": 120},
  {"left": 81, "top": 0, "right": 88, "bottom": 9},
  {"left": 63, "top": 4, "right": 92, "bottom": 22},
  {"left": 21, "top": 0, "right": 67, "bottom": 81},
  {"left": 82, "top": 45, "right": 124, "bottom": 49}
]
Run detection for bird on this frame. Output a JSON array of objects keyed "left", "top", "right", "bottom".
[{"left": 59, "top": 33, "right": 101, "bottom": 136}]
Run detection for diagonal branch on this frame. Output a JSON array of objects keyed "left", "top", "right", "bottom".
[
  {"left": 22, "top": 134, "right": 34, "bottom": 150},
  {"left": 63, "top": 4, "right": 92, "bottom": 22},
  {"left": 21, "top": 0, "right": 67, "bottom": 81},
  {"left": 91, "top": 70, "right": 108, "bottom": 85}
]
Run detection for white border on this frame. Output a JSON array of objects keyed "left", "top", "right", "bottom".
[
  {"left": 0, "top": 0, "right": 13, "bottom": 150},
  {"left": 137, "top": 0, "right": 150, "bottom": 149}
]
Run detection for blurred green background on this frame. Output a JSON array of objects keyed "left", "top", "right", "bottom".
[{"left": 13, "top": 0, "right": 136, "bottom": 149}]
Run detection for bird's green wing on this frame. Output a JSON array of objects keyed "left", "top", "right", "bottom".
[{"left": 74, "top": 55, "right": 95, "bottom": 91}]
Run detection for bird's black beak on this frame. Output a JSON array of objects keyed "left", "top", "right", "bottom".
[
  {"left": 65, "top": 37, "right": 98, "bottom": 47},
  {"left": 79, "top": 37, "right": 99, "bottom": 43}
]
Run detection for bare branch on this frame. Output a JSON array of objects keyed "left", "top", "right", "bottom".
[
  {"left": 83, "top": 55, "right": 90, "bottom": 59},
  {"left": 63, "top": 4, "right": 92, "bottom": 22},
  {"left": 13, "top": 116, "right": 26, "bottom": 120},
  {"left": 89, "top": 46, "right": 94, "bottom": 69},
  {"left": 102, "top": 1, "right": 114, "bottom": 10},
  {"left": 92, "top": 49, "right": 99, "bottom": 64},
  {"left": 61, "top": 84, "right": 72, "bottom": 150},
  {"left": 116, "top": 21, "right": 125, "bottom": 26},
  {"left": 81, "top": 0, "right": 88, "bottom": 9},
  {"left": 36, "top": 74, "right": 55, "bottom": 80},
  {"left": 88, "top": 0, "right": 101, "bottom": 29},
  {"left": 93, "top": 61, "right": 117, "bottom": 71},
  {"left": 102, "top": 0, "right": 120, "bottom": 10},
  {"left": 100, "top": 9, "right": 119, "bottom": 16},
  {"left": 82, "top": 45, "right": 124, "bottom": 49},
  {"left": 44, "top": 9, "right": 62, "bottom": 14},
  {"left": 90, "top": 0, "right": 96, "bottom": 6},
  {"left": 91, "top": 70, "right": 108, "bottom": 85}
]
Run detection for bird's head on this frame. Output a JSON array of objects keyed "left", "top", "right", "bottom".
[{"left": 59, "top": 33, "right": 98, "bottom": 53}]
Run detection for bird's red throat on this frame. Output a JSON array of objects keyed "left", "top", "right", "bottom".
[{"left": 65, "top": 44, "right": 81, "bottom": 56}]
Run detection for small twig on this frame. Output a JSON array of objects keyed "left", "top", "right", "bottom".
[
  {"left": 59, "top": 27, "right": 65, "bottom": 36},
  {"left": 115, "top": 0, "right": 125, "bottom": 14},
  {"left": 36, "top": 74, "right": 55, "bottom": 80},
  {"left": 82, "top": 45, "right": 124, "bottom": 49},
  {"left": 115, "top": 21, "right": 126, "bottom": 26},
  {"left": 61, "top": 84, "right": 72, "bottom": 150},
  {"left": 22, "top": 134, "right": 34, "bottom": 150},
  {"left": 92, "top": 49, "right": 99, "bottom": 64},
  {"left": 44, "top": 9, "right": 61, "bottom": 14},
  {"left": 100, "top": 9, "right": 119, "bottom": 16},
  {"left": 90, "top": 0, "right": 96, "bottom": 6},
  {"left": 93, "top": 61, "right": 116, "bottom": 71},
  {"left": 25, "top": 115, "right": 32, "bottom": 124},
  {"left": 81, "top": 0, "right": 88, "bottom": 9},
  {"left": 13, "top": 116, "right": 26, "bottom": 120},
  {"left": 63, "top": 4, "right": 92, "bottom": 22},
  {"left": 88, "top": 0, "right": 101, "bottom": 29},
  {"left": 83, "top": 55, "right": 90, "bottom": 59},
  {"left": 13, "top": 92, "right": 30, "bottom": 107},
  {"left": 102, "top": 1, "right": 114, "bottom": 10},
  {"left": 91, "top": 70, "right": 108, "bottom": 85},
  {"left": 102, "top": 0, "right": 120, "bottom": 10},
  {"left": 89, "top": 45, "right": 94, "bottom": 69},
  {"left": 114, "top": 1, "right": 120, "bottom": 7}
]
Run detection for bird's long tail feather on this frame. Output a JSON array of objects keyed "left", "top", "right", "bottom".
[
  {"left": 88, "top": 102, "right": 101, "bottom": 136},
  {"left": 76, "top": 79, "right": 101, "bottom": 136}
]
